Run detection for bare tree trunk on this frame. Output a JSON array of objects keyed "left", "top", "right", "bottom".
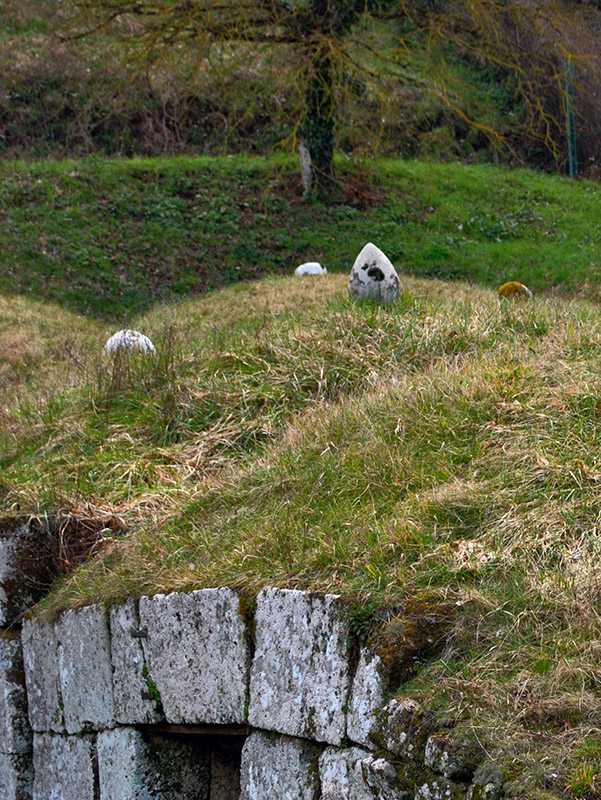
[{"left": 302, "top": 49, "right": 336, "bottom": 201}]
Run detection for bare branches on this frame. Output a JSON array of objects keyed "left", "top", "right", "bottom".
[{"left": 64, "top": 0, "right": 601, "bottom": 187}]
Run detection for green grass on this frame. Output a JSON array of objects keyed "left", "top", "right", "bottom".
[
  {"left": 7, "top": 272, "right": 601, "bottom": 798},
  {"left": 2, "top": 156, "right": 601, "bottom": 323},
  {"left": 4, "top": 157, "right": 601, "bottom": 797}
]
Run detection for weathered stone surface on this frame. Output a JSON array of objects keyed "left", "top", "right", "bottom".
[
  {"left": 347, "top": 648, "right": 386, "bottom": 748},
  {"left": 0, "top": 633, "right": 31, "bottom": 754},
  {"left": 349, "top": 243, "right": 400, "bottom": 305},
  {"left": 97, "top": 728, "right": 143, "bottom": 800},
  {"left": 371, "top": 698, "right": 429, "bottom": 760},
  {"left": 21, "top": 619, "right": 64, "bottom": 734},
  {"left": 56, "top": 605, "right": 115, "bottom": 733},
  {"left": 139, "top": 589, "right": 250, "bottom": 724},
  {"left": 239, "top": 732, "right": 321, "bottom": 800},
  {"left": 320, "top": 746, "right": 406, "bottom": 800},
  {"left": 248, "top": 588, "right": 351, "bottom": 745},
  {"left": 110, "top": 600, "right": 163, "bottom": 725},
  {"left": 295, "top": 262, "right": 327, "bottom": 276},
  {"left": 0, "top": 521, "right": 37, "bottom": 627},
  {"left": 210, "top": 740, "right": 243, "bottom": 800},
  {"left": 465, "top": 763, "right": 504, "bottom": 800},
  {"left": 424, "top": 735, "right": 476, "bottom": 781},
  {"left": 97, "top": 727, "right": 210, "bottom": 800},
  {"left": 0, "top": 752, "right": 33, "bottom": 800},
  {"left": 414, "top": 774, "right": 465, "bottom": 800},
  {"left": 32, "top": 733, "right": 96, "bottom": 800},
  {"left": 103, "top": 330, "right": 156, "bottom": 356}
]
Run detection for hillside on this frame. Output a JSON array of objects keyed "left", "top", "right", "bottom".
[
  {"left": 3, "top": 158, "right": 601, "bottom": 797},
  {"left": 2, "top": 156, "right": 601, "bottom": 324}
]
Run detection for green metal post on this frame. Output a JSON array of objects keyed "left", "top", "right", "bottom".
[{"left": 565, "top": 60, "right": 578, "bottom": 179}]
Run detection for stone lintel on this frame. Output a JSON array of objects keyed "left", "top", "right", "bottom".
[{"left": 139, "top": 589, "right": 250, "bottom": 725}]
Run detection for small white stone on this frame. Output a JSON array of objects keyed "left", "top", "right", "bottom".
[
  {"left": 103, "top": 330, "right": 156, "bottom": 356},
  {"left": 349, "top": 243, "right": 400, "bottom": 305},
  {"left": 295, "top": 262, "right": 327, "bottom": 276}
]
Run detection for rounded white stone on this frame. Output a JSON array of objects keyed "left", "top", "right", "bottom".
[
  {"left": 103, "top": 330, "right": 156, "bottom": 356},
  {"left": 349, "top": 242, "right": 400, "bottom": 304},
  {"left": 295, "top": 262, "right": 327, "bottom": 276}
]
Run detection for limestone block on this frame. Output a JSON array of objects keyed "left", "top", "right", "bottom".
[
  {"left": 0, "top": 521, "right": 37, "bottom": 627},
  {"left": 295, "top": 262, "right": 327, "bottom": 276},
  {"left": 248, "top": 588, "right": 351, "bottom": 745},
  {"left": 371, "top": 699, "right": 429, "bottom": 760},
  {"left": 139, "top": 589, "right": 250, "bottom": 724},
  {"left": 56, "top": 605, "right": 115, "bottom": 733},
  {"left": 239, "top": 732, "right": 321, "bottom": 800},
  {"left": 210, "top": 741, "right": 243, "bottom": 800},
  {"left": 465, "top": 763, "right": 504, "bottom": 800},
  {"left": 103, "top": 330, "right": 155, "bottom": 356},
  {"left": 319, "top": 747, "right": 406, "bottom": 800},
  {"left": 424, "top": 735, "right": 476, "bottom": 781},
  {"left": 97, "top": 727, "right": 210, "bottom": 800},
  {"left": 0, "top": 752, "right": 33, "bottom": 800},
  {"left": 349, "top": 243, "right": 400, "bottom": 305},
  {"left": 414, "top": 775, "right": 465, "bottom": 800},
  {"left": 347, "top": 648, "right": 386, "bottom": 748},
  {"left": 110, "top": 600, "right": 163, "bottom": 725},
  {"left": 21, "top": 620, "right": 64, "bottom": 734},
  {"left": 0, "top": 633, "right": 31, "bottom": 754},
  {"left": 32, "top": 733, "right": 96, "bottom": 800}
]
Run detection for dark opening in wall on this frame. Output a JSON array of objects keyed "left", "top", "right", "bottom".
[{"left": 139, "top": 724, "right": 247, "bottom": 800}]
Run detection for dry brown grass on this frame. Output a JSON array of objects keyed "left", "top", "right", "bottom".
[{"left": 5, "top": 273, "right": 601, "bottom": 796}]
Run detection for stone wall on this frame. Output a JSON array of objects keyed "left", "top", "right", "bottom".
[{"left": 0, "top": 521, "right": 499, "bottom": 800}]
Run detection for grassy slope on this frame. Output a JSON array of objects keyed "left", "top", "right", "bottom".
[
  {"left": 3, "top": 158, "right": 601, "bottom": 797},
  {"left": 2, "top": 156, "right": 601, "bottom": 323}
]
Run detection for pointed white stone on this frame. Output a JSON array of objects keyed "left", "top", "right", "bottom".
[
  {"left": 295, "top": 262, "right": 327, "bottom": 276},
  {"left": 103, "top": 329, "right": 156, "bottom": 356},
  {"left": 349, "top": 243, "right": 400, "bottom": 305}
]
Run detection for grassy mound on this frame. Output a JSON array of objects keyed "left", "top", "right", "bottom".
[
  {"left": 3, "top": 274, "right": 601, "bottom": 795},
  {"left": 3, "top": 158, "right": 601, "bottom": 797},
  {"left": 3, "top": 156, "right": 601, "bottom": 323}
]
